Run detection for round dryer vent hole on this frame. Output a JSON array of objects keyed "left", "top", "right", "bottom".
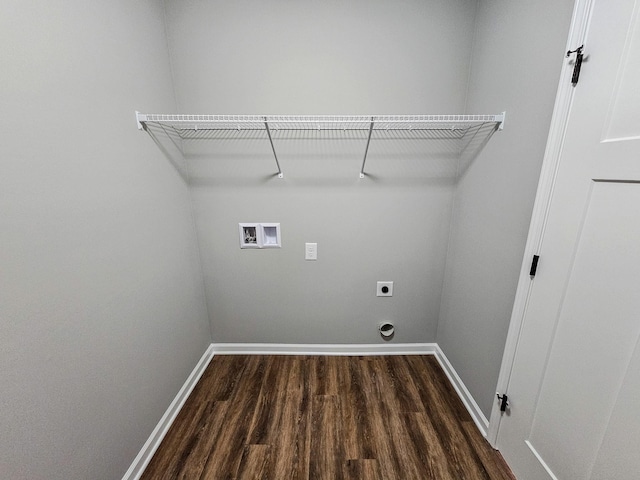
[{"left": 379, "top": 322, "right": 395, "bottom": 340}]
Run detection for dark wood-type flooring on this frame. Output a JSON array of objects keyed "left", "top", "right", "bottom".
[{"left": 141, "top": 355, "right": 515, "bottom": 480}]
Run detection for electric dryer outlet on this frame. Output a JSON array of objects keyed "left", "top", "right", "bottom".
[{"left": 376, "top": 281, "right": 393, "bottom": 297}]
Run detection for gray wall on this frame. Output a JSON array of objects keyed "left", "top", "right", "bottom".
[
  {"left": 437, "top": 0, "right": 575, "bottom": 418},
  {"left": 0, "top": 1, "right": 211, "bottom": 478},
  {"left": 164, "top": 0, "right": 478, "bottom": 344}
]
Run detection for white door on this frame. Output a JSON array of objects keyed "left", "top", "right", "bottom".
[{"left": 493, "top": 0, "right": 640, "bottom": 478}]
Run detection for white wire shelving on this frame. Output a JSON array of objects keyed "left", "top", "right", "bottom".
[{"left": 136, "top": 112, "right": 505, "bottom": 178}]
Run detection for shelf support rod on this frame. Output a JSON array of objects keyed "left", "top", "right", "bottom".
[
  {"left": 264, "top": 118, "right": 283, "bottom": 178},
  {"left": 359, "top": 117, "right": 375, "bottom": 178}
]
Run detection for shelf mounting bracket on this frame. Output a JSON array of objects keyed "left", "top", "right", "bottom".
[
  {"left": 264, "top": 117, "right": 284, "bottom": 178},
  {"left": 135, "top": 111, "right": 146, "bottom": 130},
  {"left": 359, "top": 117, "right": 375, "bottom": 178}
]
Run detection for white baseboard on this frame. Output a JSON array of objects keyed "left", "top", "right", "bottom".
[
  {"left": 124, "top": 342, "right": 489, "bottom": 479},
  {"left": 121, "top": 344, "right": 215, "bottom": 480},
  {"left": 434, "top": 345, "right": 489, "bottom": 437},
  {"left": 210, "top": 342, "right": 437, "bottom": 356}
]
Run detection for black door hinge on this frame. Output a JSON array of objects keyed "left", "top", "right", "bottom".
[
  {"left": 496, "top": 393, "right": 509, "bottom": 412},
  {"left": 530, "top": 255, "right": 540, "bottom": 277},
  {"left": 566, "top": 45, "right": 584, "bottom": 85}
]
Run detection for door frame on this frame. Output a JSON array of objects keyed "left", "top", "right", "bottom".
[{"left": 486, "top": 0, "right": 596, "bottom": 447}]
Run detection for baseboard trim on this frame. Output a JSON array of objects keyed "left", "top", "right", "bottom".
[
  {"left": 210, "top": 342, "right": 437, "bottom": 356},
  {"left": 121, "top": 344, "right": 215, "bottom": 480},
  {"left": 434, "top": 345, "right": 489, "bottom": 437}
]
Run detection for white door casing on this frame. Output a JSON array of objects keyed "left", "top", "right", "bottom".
[{"left": 490, "top": 0, "right": 640, "bottom": 478}]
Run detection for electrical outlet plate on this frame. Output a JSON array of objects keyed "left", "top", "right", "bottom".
[
  {"left": 305, "top": 242, "right": 317, "bottom": 260},
  {"left": 377, "top": 281, "right": 393, "bottom": 297}
]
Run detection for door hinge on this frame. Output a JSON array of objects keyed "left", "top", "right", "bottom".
[
  {"left": 566, "top": 45, "right": 584, "bottom": 85},
  {"left": 496, "top": 393, "right": 509, "bottom": 412},
  {"left": 529, "top": 255, "right": 540, "bottom": 277}
]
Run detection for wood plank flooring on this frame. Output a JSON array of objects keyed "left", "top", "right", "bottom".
[{"left": 141, "top": 355, "right": 514, "bottom": 480}]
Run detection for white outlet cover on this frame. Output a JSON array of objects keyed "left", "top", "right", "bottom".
[
  {"left": 377, "top": 281, "right": 393, "bottom": 297},
  {"left": 305, "top": 242, "right": 317, "bottom": 260}
]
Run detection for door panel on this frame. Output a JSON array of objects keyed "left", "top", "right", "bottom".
[
  {"left": 528, "top": 182, "right": 640, "bottom": 479},
  {"left": 603, "top": 0, "right": 640, "bottom": 142},
  {"left": 589, "top": 335, "right": 640, "bottom": 479}
]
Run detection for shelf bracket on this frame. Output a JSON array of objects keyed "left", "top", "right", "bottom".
[
  {"left": 264, "top": 118, "right": 284, "bottom": 178},
  {"left": 135, "top": 111, "right": 146, "bottom": 130},
  {"left": 359, "top": 117, "right": 375, "bottom": 178},
  {"left": 498, "top": 111, "right": 506, "bottom": 131}
]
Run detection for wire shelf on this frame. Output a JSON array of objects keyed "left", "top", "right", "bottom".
[
  {"left": 136, "top": 112, "right": 505, "bottom": 178},
  {"left": 138, "top": 114, "right": 503, "bottom": 132}
]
